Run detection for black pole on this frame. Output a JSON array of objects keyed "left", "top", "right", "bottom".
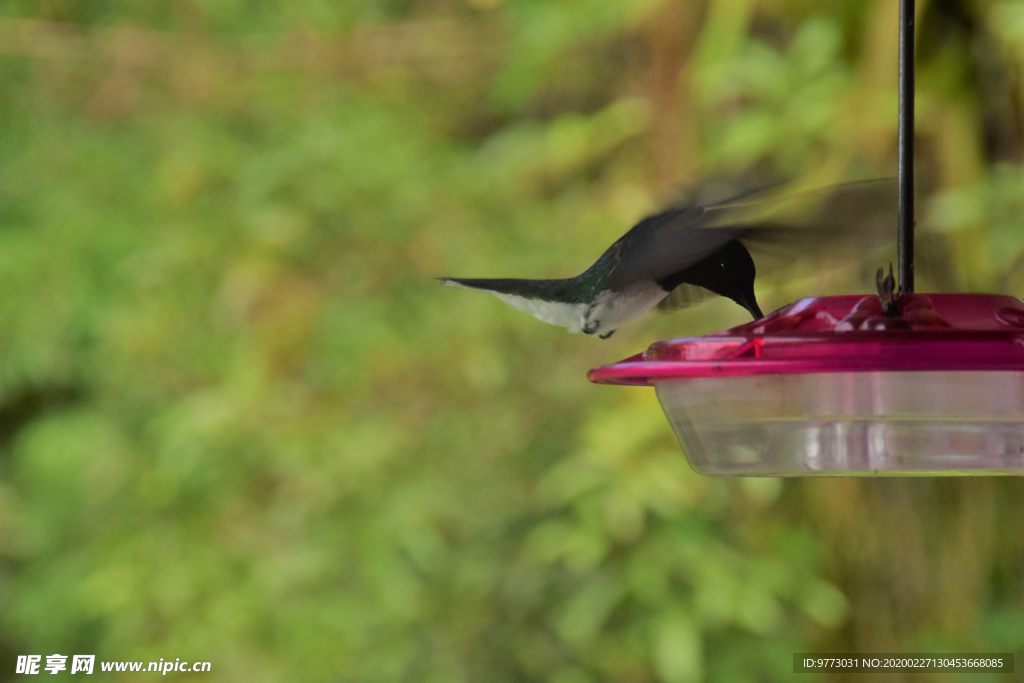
[{"left": 898, "top": 0, "right": 915, "bottom": 292}]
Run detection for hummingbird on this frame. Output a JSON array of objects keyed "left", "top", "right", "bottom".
[{"left": 439, "top": 179, "right": 896, "bottom": 339}]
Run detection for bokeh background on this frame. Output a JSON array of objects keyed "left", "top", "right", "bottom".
[{"left": 3, "top": 0, "right": 1024, "bottom": 681}]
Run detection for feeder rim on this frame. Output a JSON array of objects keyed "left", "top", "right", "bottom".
[{"left": 589, "top": 293, "right": 1024, "bottom": 385}]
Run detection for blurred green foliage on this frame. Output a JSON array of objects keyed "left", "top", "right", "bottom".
[{"left": 2, "top": 1, "right": 1024, "bottom": 682}]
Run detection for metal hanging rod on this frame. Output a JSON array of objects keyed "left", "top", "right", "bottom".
[{"left": 898, "top": 0, "right": 915, "bottom": 292}]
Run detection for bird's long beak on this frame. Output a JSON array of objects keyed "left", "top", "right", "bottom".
[{"left": 735, "top": 288, "right": 764, "bottom": 320}]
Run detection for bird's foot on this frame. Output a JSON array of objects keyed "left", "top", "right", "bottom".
[{"left": 598, "top": 330, "right": 615, "bottom": 339}]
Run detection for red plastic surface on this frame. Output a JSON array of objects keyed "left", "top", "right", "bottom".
[{"left": 588, "top": 294, "right": 1024, "bottom": 385}]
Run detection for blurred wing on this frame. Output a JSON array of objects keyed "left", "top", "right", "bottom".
[
  {"left": 606, "top": 205, "right": 738, "bottom": 291},
  {"left": 719, "top": 179, "right": 898, "bottom": 251},
  {"left": 609, "top": 179, "right": 897, "bottom": 291},
  {"left": 655, "top": 283, "right": 715, "bottom": 311},
  {"left": 729, "top": 180, "right": 902, "bottom": 287}
]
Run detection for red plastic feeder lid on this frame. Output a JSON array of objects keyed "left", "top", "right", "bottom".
[{"left": 589, "top": 293, "right": 1024, "bottom": 385}]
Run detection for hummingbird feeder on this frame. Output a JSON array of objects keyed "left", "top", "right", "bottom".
[{"left": 589, "top": 0, "right": 1024, "bottom": 475}]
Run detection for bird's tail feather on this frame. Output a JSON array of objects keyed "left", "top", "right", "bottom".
[
  {"left": 437, "top": 277, "right": 578, "bottom": 301},
  {"left": 437, "top": 277, "right": 526, "bottom": 294}
]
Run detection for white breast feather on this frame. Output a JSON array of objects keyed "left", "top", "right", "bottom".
[
  {"left": 493, "top": 293, "right": 586, "bottom": 333},
  {"left": 587, "top": 286, "right": 668, "bottom": 331}
]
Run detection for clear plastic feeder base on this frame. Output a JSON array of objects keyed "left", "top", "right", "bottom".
[
  {"left": 589, "top": 294, "right": 1024, "bottom": 476},
  {"left": 656, "top": 372, "right": 1024, "bottom": 476}
]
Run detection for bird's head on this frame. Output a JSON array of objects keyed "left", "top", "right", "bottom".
[{"left": 685, "top": 240, "right": 764, "bottom": 319}]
